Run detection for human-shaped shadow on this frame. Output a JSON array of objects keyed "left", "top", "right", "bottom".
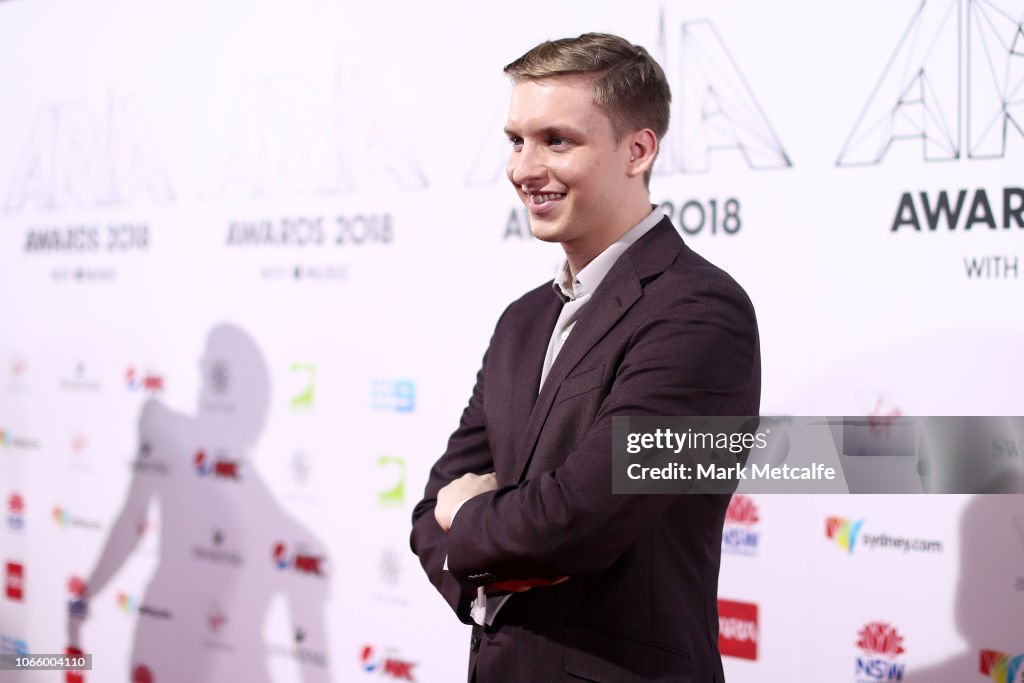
[
  {"left": 68, "top": 323, "right": 330, "bottom": 683},
  {"left": 903, "top": 493, "right": 1024, "bottom": 682}
]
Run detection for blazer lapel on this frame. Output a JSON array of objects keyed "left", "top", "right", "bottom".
[{"left": 513, "top": 218, "right": 684, "bottom": 481}]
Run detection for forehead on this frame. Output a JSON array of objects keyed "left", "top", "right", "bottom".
[{"left": 505, "top": 75, "right": 614, "bottom": 136}]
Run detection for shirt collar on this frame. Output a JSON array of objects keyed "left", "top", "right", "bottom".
[{"left": 552, "top": 207, "right": 663, "bottom": 302}]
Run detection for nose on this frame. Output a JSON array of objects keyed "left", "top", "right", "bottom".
[{"left": 508, "top": 141, "right": 545, "bottom": 189}]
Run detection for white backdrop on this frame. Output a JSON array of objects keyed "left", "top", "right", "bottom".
[{"left": 1, "top": 0, "right": 1023, "bottom": 681}]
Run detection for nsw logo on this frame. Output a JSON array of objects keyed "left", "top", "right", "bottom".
[
  {"left": 722, "top": 495, "right": 760, "bottom": 556},
  {"left": 6, "top": 492, "right": 24, "bottom": 531},
  {"left": 854, "top": 622, "right": 906, "bottom": 682}
]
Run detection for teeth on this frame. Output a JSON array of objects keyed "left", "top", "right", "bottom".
[{"left": 531, "top": 193, "right": 565, "bottom": 205}]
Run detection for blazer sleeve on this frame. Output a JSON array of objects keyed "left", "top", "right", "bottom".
[
  {"left": 409, "top": 315, "right": 506, "bottom": 623},
  {"left": 444, "top": 277, "right": 760, "bottom": 581}
]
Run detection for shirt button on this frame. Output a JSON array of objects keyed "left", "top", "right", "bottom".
[
  {"left": 470, "top": 635, "right": 481, "bottom": 652},
  {"left": 560, "top": 330, "right": 570, "bottom": 341}
]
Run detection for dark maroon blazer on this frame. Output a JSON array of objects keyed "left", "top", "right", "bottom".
[{"left": 410, "top": 218, "right": 761, "bottom": 683}]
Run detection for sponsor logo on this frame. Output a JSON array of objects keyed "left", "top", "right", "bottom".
[
  {"left": 379, "top": 548, "right": 402, "bottom": 586},
  {"left": 360, "top": 645, "right": 416, "bottom": 680},
  {"left": 272, "top": 542, "right": 326, "bottom": 577},
  {"left": 131, "top": 440, "right": 169, "bottom": 476},
  {"left": 6, "top": 492, "right": 24, "bottom": 531},
  {"left": 370, "top": 379, "right": 415, "bottom": 412},
  {"left": 722, "top": 495, "right": 760, "bottom": 556},
  {"left": 855, "top": 622, "right": 906, "bottom": 682},
  {"left": 132, "top": 664, "right": 154, "bottom": 683},
  {"left": 0, "top": 634, "right": 29, "bottom": 655},
  {"left": 192, "top": 529, "right": 242, "bottom": 567},
  {"left": 980, "top": 649, "right": 1024, "bottom": 683},
  {"left": 67, "top": 576, "right": 88, "bottom": 618},
  {"left": 5, "top": 562, "right": 24, "bottom": 601},
  {"left": 292, "top": 451, "right": 310, "bottom": 486},
  {"left": 117, "top": 592, "right": 137, "bottom": 614},
  {"left": 209, "top": 360, "right": 230, "bottom": 395},
  {"left": 268, "top": 626, "right": 327, "bottom": 668},
  {"left": 59, "top": 362, "right": 101, "bottom": 392},
  {"left": 826, "top": 517, "right": 944, "bottom": 555},
  {"left": 718, "top": 598, "right": 758, "bottom": 661},
  {"left": 7, "top": 357, "right": 29, "bottom": 396},
  {"left": 202, "top": 605, "right": 233, "bottom": 652},
  {"left": 66, "top": 645, "right": 86, "bottom": 683},
  {"left": 53, "top": 506, "right": 102, "bottom": 531},
  {"left": 377, "top": 456, "right": 406, "bottom": 508},
  {"left": 0, "top": 427, "right": 40, "bottom": 450},
  {"left": 125, "top": 366, "right": 164, "bottom": 393},
  {"left": 193, "top": 449, "right": 241, "bottom": 481},
  {"left": 289, "top": 363, "right": 315, "bottom": 411}
]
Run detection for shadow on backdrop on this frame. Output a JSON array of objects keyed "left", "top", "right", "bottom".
[
  {"left": 67, "top": 323, "right": 331, "bottom": 683},
  {"left": 904, "top": 494, "right": 1024, "bottom": 683}
]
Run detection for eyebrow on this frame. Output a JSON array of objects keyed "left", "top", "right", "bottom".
[{"left": 503, "top": 125, "right": 586, "bottom": 139}]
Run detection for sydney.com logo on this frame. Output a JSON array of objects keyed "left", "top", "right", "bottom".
[{"left": 826, "top": 517, "right": 943, "bottom": 554}]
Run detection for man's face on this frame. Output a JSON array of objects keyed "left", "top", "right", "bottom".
[{"left": 505, "top": 75, "right": 631, "bottom": 251}]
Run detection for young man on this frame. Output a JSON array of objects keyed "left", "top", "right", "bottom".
[{"left": 410, "top": 33, "right": 760, "bottom": 683}]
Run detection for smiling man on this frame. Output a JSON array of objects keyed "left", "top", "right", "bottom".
[{"left": 410, "top": 33, "right": 761, "bottom": 683}]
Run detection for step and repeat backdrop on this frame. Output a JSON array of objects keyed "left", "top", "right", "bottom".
[{"left": 1, "top": 0, "right": 1022, "bottom": 681}]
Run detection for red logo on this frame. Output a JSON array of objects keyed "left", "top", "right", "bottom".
[
  {"left": 718, "top": 599, "right": 758, "bottom": 661},
  {"left": 360, "top": 645, "right": 417, "bottom": 680},
  {"left": 273, "top": 542, "right": 325, "bottom": 576},
  {"left": 857, "top": 622, "right": 905, "bottom": 657},
  {"left": 66, "top": 646, "right": 85, "bottom": 683},
  {"left": 725, "top": 495, "right": 759, "bottom": 525},
  {"left": 125, "top": 367, "right": 164, "bottom": 392},
  {"left": 132, "top": 664, "right": 153, "bottom": 683},
  {"left": 8, "top": 493, "right": 24, "bottom": 514},
  {"left": 5, "top": 561, "right": 24, "bottom": 601},
  {"left": 194, "top": 450, "right": 240, "bottom": 480}
]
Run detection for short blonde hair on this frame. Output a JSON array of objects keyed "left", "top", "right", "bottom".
[{"left": 504, "top": 33, "right": 671, "bottom": 183}]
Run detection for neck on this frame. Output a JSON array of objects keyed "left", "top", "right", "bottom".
[{"left": 564, "top": 198, "right": 652, "bottom": 277}]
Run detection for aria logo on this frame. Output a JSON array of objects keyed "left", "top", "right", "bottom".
[
  {"left": 855, "top": 622, "right": 907, "bottom": 682},
  {"left": 980, "top": 649, "right": 1024, "bottom": 683},
  {"left": 360, "top": 645, "right": 416, "bottom": 680},
  {"left": 3, "top": 93, "right": 175, "bottom": 214},
  {"left": 826, "top": 516, "right": 865, "bottom": 553},
  {"left": 272, "top": 542, "right": 326, "bottom": 577},
  {"left": 839, "top": 0, "right": 1024, "bottom": 166},
  {"left": 717, "top": 598, "right": 759, "bottom": 661},
  {"left": 125, "top": 366, "right": 164, "bottom": 393},
  {"left": 465, "top": 9, "right": 790, "bottom": 184},
  {"left": 6, "top": 492, "right": 24, "bottom": 531},
  {"left": 193, "top": 449, "right": 241, "bottom": 481},
  {"left": 722, "top": 495, "right": 760, "bottom": 556}
]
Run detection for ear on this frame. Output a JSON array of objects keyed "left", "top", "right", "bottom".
[{"left": 626, "top": 128, "right": 658, "bottom": 178}]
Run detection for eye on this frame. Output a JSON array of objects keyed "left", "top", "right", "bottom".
[
  {"left": 508, "top": 135, "right": 523, "bottom": 151},
  {"left": 548, "top": 136, "right": 568, "bottom": 147}
]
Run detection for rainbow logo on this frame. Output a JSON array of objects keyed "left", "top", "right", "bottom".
[
  {"left": 980, "top": 650, "right": 1024, "bottom": 683},
  {"left": 53, "top": 507, "right": 70, "bottom": 527},
  {"left": 826, "top": 516, "right": 864, "bottom": 553},
  {"left": 116, "top": 592, "right": 137, "bottom": 614},
  {"left": 0, "top": 429, "right": 8, "bottom": 447}
]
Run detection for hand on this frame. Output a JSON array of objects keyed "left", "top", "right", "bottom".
[
  {"left": 435, "top": 472, "right": 497, "bottom": 531},
  {"left": 488, "top": 576, "right": 570, "bottom": 593}
]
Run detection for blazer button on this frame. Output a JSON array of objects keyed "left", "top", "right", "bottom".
[{"left": 470, "top": 634, "right": 480, "bottom": 652}]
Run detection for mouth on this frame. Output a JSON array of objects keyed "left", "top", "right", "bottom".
[
  {"left": 525, "top": 192, "right": 566, "bottom": 216},
  {"left": 528, "top": 192, "right": 566, "bottom": 205}
]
